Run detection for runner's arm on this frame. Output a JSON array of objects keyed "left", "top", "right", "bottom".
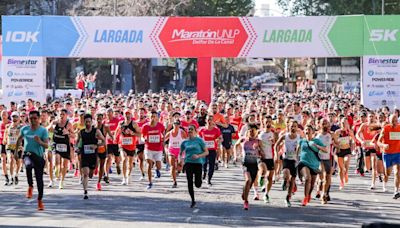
[
  {"left": 96, "top": 129, "right": 106, "bottom": 146},
  {"left": 274, "top": 135, "right": 285, "bottom": 161}
]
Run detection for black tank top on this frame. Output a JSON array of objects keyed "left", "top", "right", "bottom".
[
  {"left": 81, "top": 128, "right": 98, "bottom": 146},
  {"left": 53, "top": 121, "right": 69, "bottom": 144},
  {"left": 120, "top": 121, "right": 136, "bottom": 136}
]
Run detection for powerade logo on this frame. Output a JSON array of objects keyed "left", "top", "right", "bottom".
[
  {"left": 368, "top": 91, "right": 384, "bottom": 97},
  {"left": 263, "top": 29, "right": 312, "bottom": 43},
  {"left": 7, "top": 59, "right": 38, "bottom": 65},
  {"left": 368, "top": 58, "right": 399, "bottom": 65},
  {"left": 7, "top": 71, "right": 13, "bottom": 77},
  {"left": 170, "top": 29, "right": 240, "bottom": 44},
  {"left": 94, "top": 30, "right": 143, "bottom": 43},
  {"left": 5, "top": 31, "right": 39, "bottom": 43}
]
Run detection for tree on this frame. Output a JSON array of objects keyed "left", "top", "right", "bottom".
[{"left": 277, "top": 0, "right": 400, "bottom": 16}]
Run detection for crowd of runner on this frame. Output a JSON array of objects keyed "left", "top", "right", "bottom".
[{"left": 1, "top": 90, "right": 400, "bottom": 211}]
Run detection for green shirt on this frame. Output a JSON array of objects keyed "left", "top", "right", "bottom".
[
  {"left": 20, "top": 126, "right": 48, "bottom": 157},
  {"left": 180, "top": 137, "right": 206, "bottom": 164}
]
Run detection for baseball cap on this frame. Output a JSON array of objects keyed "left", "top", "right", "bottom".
[
  {"left": 124, "top": 108, "right": 132, "bottom": 114},
  {"left": 78, "top": 110, "right": 86, "bottom": 115},
  {"left": 11, "top": 111, "right": 19, "bottom": 117}
]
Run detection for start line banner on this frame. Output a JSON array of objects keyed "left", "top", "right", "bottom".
[{"left": 2, "top": 15, "right": 400, "bottom": 58}]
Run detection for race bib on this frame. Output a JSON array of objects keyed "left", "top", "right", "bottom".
[
  {"left": 364, "top": 140, "right": 373, "bottom": 147},
  {"left": 84, "top": 145, "right": 95, "bottom": 154},
  {"left": 171, "top": 141, "right": 181, "bottom": 148},
  {"left": 149, "top": 135, "right": 160, "bottom": 143},
  {"left": 339, "top": 136, "right": 350, "bottom": 146},
  {"left": 122, "top": 137, "right": 133, "bottom": 145},
  {"left": 389, "top": 132, "right": 400, "bottom": 140},
  {"left": 9, "top": 137, "right": 17, "bottom": 145},
  {"left": 56, "top": 144, "right": 68, "bottom": 152},
  {"left": 285, "top": 150, "right": 296, "bottom": 160},
  {"left": 205, "top": 141, "right": 214, "bottom": 149}
]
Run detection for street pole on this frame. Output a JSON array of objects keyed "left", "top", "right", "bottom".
[
  {"left": 325, "top": 57, "right": 328, "bottom": 92},
  {"left": 51, "top": 0, "right": 57, "bottom": 100},
  {"left": 382, "top": 0, "right": 385, "bottom": 15},
  {"left": 111, "top": 0, "right": 117, "bottom": 94}
]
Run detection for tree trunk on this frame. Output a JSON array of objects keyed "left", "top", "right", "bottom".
[{"left": 130, "top": 59, "right": 150, "bottom": 93}]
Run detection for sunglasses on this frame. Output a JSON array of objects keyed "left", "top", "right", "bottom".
[{"left": 188, "top": 128, "right": 195, "bottom": 132}]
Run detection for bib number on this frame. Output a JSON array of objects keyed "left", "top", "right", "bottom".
[
  {"left": 56, "top": 144, "right": 68, "bottom": 152},
  {"left": 9, "top": 137, "right": 17, "bottom": 145},
  {"left": 122, "top": 137, "right": 133, "bottom": 146},
  {"left": 389, "top": 132, "right": 400, "bottom": 140},
  {"left": 339, "top": 137, "right": 350, "bottom": 147},
  {"left": 205, "top": 141, "right": 214, "bottom": 149},
  {"left": 171, "top": 141, "right": 180, "bottom": 148},
  {"left": 149, "top": 135, "right": 160, "bottom": 143},
  {"left": 84, "top": 145, "right": 95, "bottom": 154}
]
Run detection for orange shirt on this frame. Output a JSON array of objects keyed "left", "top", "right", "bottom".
[
  {"left": 213, "top": 113, "right": 225, "bottom": 125},
  {"left": 382, "top": 124, "right": 400, "bottom": 154}
]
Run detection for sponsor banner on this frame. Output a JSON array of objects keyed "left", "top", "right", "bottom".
[
  {"left": 248, "top": 16, "right": 363, "bottom": 57},
  {"left": 364, "top": 16, "right": 400, "bottom": 55},
  {"left": 3, "top": 15, "right": 400, "bottom": 58},
  {"left": 362, "top": 56, "right": 400, "bottom": 109},
  {"left": 1, "top": 56, "right": 46, "bottom": 105}
]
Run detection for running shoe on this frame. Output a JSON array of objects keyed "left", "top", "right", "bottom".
[
  {"left": 14, "top": 176, "right": 19, "bottom": 185},
  {"left": 139, "top": 174, "right": 145, "bottom": 181},
  {"left": 369, "top": 185, "right": 375, "bottom": 190},
  {"left": 243, "top": 201, "right": 249, "bottom": 210},
  {"left": 326, "top": 195, "right": 331, "bottom": 201},
  {"left": 301, "top": 197, "right": 308, "bottom": 206},
  {"left": 155, "top": 169, "right": 161, "bottom": 178},
  {"left": 4, "top": 176, "right": 9, "bottom": 186},
  {"left": 190, "top": 201, "right": 196, "bottom": 208},
  {"left": 321, "top": 195, "right": 328, "bottom": 205},
  {"left": 378, "top": 175, "right": 383, "bottom": 182},
  {"left": 165, "top": 164, "right": 170, "bottom": 172},
  {"left": 74, "top": 169, "right": 79, "bottom": 177},
  {"left": 253, "top": 194, "right": 259, "bottom": 201},
  {"left": 393, "top": 192, "right": 400, "bottom": 200},
  {"left": 172, "top": 182, "right": 177, "bottom": 188},
  {"left": 97, "top": 182, "right": 102, "bottom": 191},
  {"left": 121, "top": 178, "right": 127, "bottom": 185},
  {"left": 261, "top": 186, "right": 266, "bottom": 192},
  {"left": 315, "top": 192, "right": 321, "bottom": 199},
  {"left": 339, "top": 182, "right": 344, "bottom": 190},
  {"left": 306, "top": 195, "right": 311, "bottom": 203},
  {"left": 48, "top": 181, "right": 53, "bottom": 188},
  {"left": 26, "top": 186, "right": 33, "bottom": 199},
  {"left": 103, "top": 176, "right": 110, "bottom": 184},
  {"left": 263, "top": 194, "right": 270, "bottom": 203},
  {"left": 83, "top": 194, "right": 89, "bottom": 200},
  {"left": 116, "top": 166, "right": 121, "bottom": 175},
  {"left": 147, "top": 183, "right": 153, "bottom": 190},
  {"left": 285, "top": 196, "right": 291, "bottom": 207},
  {"left": 109, "top": 167, "right": 113, "bottom": 174},
  {"left": 207, "top": 181, "right": 212, "bottom": 187},
  {"left": 38, "top": 200, "right": 44, "bottom": 211},
  {"left": 59, "top": 181, "right": 64, "bottom": 189},
  {"left": 202, "top": 172, "right": 206, "bottom": 180}
]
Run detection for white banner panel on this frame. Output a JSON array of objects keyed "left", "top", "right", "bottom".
[
  {"left": 1, "top": 56, "right": 46, "bottom": 105},
  {"left": 362, "top": 56, "right": 400, "bottom": 110}
]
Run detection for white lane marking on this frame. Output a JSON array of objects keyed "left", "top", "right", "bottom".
[
  {"left": 185, "top": 217, "right": 191, "bottom": 223},
  {"left": 4, "top": 206, "right": 16, "bottom": 212},
  {"left": 193, "top": 209, "right": 199, "bottom": 213}
]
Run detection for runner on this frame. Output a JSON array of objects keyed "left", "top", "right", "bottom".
[
  {"left": 96, "top": 112, "right": 113, "bottom": 190},
  {"left": 315, "top": 118, "right": 336, "bottom": 204},
  {"left": 198, "top": 115, "right": 222, "bottom": 187},
  {"left": 179, "top": 124, "right": 208, "bottom": 208},
  {"left": 136, "top": 108, "right": 149, "bottom": 180},
  {"left": 3, "top": 112, "right": 23, "bottom": 186},
  {"left": 274, "top": 120, "right": 300, "bottom": 207},
  {"left": 356, "top": 112, "right": 378, "bottom": 190},
  {"left": 334, "top": 117, "right": 356, "bottom": 190},
  {"left": 115, "top": 109, "right": 141, "bottom": 185},
  {"left": 297, "top": 124, "right": 328, "bottom": 206},
  {"left": 236, "top": 124, "right": 263, "bottom": 210},
  {"left": 165, "top": 120, "right": 187, "bottom": 187},
  {"left": 258, "top": 115, "right": 275, "bottom": 203},
  {"left": 141, "top": 111, "right": 165, "bottom": 190},
  {"left": 377, "top": 114, "right": 400, "bottom": 199},
  {"left": 218, "top": 114, "right": 235, "bottom": 168},
  {"left": 75, "top": 114, "right": 105, "bottom": 199},
  {"left": 1, "top": 110, "right": 11, "bottom": 185},
  {"left": 16, "top": 110, "right": 49, "bottom": 210},
  {"left": 49, "top": 109, "right": 74, "bottom": 189},
  {"left": 104, "top": 108, "right": 121, "bottom": 183}
]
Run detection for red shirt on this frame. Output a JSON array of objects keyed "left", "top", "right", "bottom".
[
  {"left": 105, "top": 117, "right": 120, "bottom": 144},
  {"left": 382, "top": 124, "right": 400, "bottom": 154},
  {"left": 0, "top": 121, "right": 8, "bottom": 142},
  {"left": 230, "top": 116, "right": 242, "bottom": 140},
  {"left": 142, "top": 122, "right": 165, "bottom": 151},
  {"left": 77, "top": 80, "right": 84, "bottom": 90},
  {"left": 181, "top": 119, "right": 200, "bottom": 131},
  {"left": 198, "top": 127, "right": 221, "bottom": 150}
]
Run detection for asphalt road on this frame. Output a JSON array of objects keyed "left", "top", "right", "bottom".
[{"left": 0, "top": 159, "right": 399, "bottom": 228}]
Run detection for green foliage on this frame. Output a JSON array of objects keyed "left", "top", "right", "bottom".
[{"left": 183, "top": 0, "right": 254, "bottom": 16}]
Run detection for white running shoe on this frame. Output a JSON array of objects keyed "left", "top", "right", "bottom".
[
  {"left": 48, "top": 181, "right": 53, "bottom": 188},
  {"left": 121, "top": 178, "right": 127, "bottom": 185}
]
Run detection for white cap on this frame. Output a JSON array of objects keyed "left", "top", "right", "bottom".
[{"left": 11, "top": 111, "right": 19, "bottom": 117}]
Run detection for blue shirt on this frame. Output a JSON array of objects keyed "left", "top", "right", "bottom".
[
  {"left": 20, "top": 126, "right": 48, "bottom": 157},
  {"left": 180, "top": 137, "right": 206, "bottom": 164},
  {"left": 299, "top": 138, "right": 325, "bottom": 171}
]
